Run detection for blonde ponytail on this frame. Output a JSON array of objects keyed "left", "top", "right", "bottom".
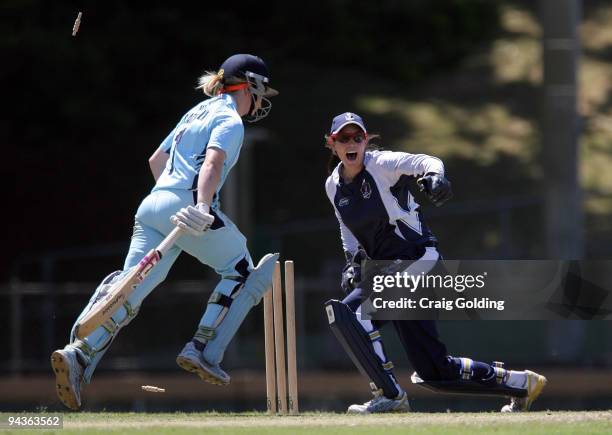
[
  {"left": 196, "top": 70, "right": 225, "bottom": 96},
  {"left": 196, "top": 68, "right": 247, "bottom": 97}
]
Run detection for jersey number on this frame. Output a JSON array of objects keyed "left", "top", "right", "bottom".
[
  {"left": 167, "top": 106, "right": 208, "bottom": 174},
  {"left": 168, "top": 127, "right": 187, "bottom": 174}
]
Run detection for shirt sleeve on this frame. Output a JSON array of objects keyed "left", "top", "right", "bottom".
[
  {"left": 325, "top": 176, "right": 359, "bottom": 256},
  {"left": 374, "top": 150, "right": 445, "bottom": 179},
  {"left": 206, "top": 113, "right": 244, "bottom": 161},
  {"left": 158, "top": 130, "right": 174, "bottom": 153},
  {"left": 158, "top": 113, "right": 190, "bottom": 153}
]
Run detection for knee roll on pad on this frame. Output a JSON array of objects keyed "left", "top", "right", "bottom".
[
  {"left": 202, "top": 253, "right": 279, "bottom": 365},
  {"left": 325, "top": 299, "right": 400, "bottom": 399},
  {"left": 240, "top": 253, "right": 279, "bottom": 303}
]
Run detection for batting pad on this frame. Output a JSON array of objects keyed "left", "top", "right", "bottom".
[
  {"left": 411, "top": 371, "right": 527, "bottom": 398},
  {"left": 68, "top": 270, "right": 139, "bottom": 383},
  {"left": 203, "top": 253, "right": 279, "bottom": 365}
]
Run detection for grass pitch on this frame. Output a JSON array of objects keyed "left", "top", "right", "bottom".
[{"left": 1, "top": 411, "right": 611, "bottom": 434}]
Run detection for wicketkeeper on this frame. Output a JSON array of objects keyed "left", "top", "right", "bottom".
[
  {"left": 51, "top": 54, "right": 279, "bottom": 410},
  {"left": 323, "top": 112, "right": 547, "bottom": 414}
]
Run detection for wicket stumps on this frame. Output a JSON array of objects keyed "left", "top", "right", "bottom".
[{"left": 263, "top": 260, "right": 298, "bottom": 415}]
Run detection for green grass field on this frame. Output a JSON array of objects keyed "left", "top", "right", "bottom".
[{"left": 1, "top": 411, "right": 611, "bottom": 434}]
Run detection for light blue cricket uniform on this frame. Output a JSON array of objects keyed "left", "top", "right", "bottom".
[{"left": 71, "top": 94, "right": 254, "bottom": 382}]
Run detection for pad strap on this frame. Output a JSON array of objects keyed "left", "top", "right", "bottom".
[
  {"left": 459, "top": 357, "right": 474, "bottom": 380},
  {"left": 493, "top": 366, "right": 507, "bottom": 384},
  {"left": 208, "top": 292, "right": 234, "bottom": 308},
  {"left": 74, "top": 339, "right": 94, "bottom": 360},
  {"left": 101, "top": 300, "right": 137, "bottom": 334},
  {"left": 194, "top": 325, "right": 216, "bottom": 342},
  {"left": 101, "top": 318, "right": 118, "bottom": 334}
]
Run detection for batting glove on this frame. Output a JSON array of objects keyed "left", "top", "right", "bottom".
[
  {"left": 170, "top": 202, "right": 215, "bottom": 236},
  {"left": 417, "top": 173, "right": 453, "bottom": 207}
]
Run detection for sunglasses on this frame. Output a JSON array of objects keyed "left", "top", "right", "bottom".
[{"left": 331, "top": 132, "right": 368, "bottom": 144}]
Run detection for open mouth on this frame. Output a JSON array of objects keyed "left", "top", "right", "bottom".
[{"left": 346, "top": 152, "right": 358, "bottom": 161}]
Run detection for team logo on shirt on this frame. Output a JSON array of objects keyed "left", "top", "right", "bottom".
[
  {"left": 338, "top": 197, "right": 350, "bottom": 207},
  {"left": 361, "top": 180, "right": 372, "bottom": 199}
]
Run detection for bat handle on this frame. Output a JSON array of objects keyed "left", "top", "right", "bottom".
[{"left": 157, "top": 227, "right": 184, "bottom": 256}]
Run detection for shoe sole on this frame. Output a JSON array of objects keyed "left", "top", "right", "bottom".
[
  {"left": 176, "top": 356, "right": 229, "bottom": 386},
  {"left": 346, "top": 395, "right": 411, "bottom": 414},
  {"left": 523, "top": 370, "right": 547, "bottom": 410},
  {"left": 50, "top": 351, "right": 81, "bottom": 411},
  {"left": 346, "top": 406, "right": 410, "bottom": 415},
  {"left": 346, "top": 406, "right": 369, "bottom": 414}
]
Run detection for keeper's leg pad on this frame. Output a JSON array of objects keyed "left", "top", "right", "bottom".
[
  {"left": 202, "top": 253, "right": 279, "bottom": 365},
  {"left": 325, "top": 299, "right": 400, "bottom": 399},
  {"left": 68, "top": 269, "right": 140, "bottom": 383},
  {"left": 411, "top": 363, "right": 528, "bottom": 399}
]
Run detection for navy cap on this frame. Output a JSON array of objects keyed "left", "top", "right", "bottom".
[
  {"left": 330, "top": 112, "right": 367, "bottom": 135},
  {"left": 219, "top": 54, "right": 278, "bottom": 97}
]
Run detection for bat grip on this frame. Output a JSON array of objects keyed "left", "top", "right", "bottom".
[{"left": 157, "top": 227, "right": 183, "bottom": 256}]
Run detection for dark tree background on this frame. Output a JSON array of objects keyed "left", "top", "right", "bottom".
[
  {"left": 2, "top": 1, "right": 500, "bottom": 280},
  {"left": 3, "top": 2, "right": 612, "bottom": 413}
]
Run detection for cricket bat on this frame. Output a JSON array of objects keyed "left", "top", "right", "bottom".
[{"left": 74, "top": 226, "right": 184, "bottom": 339}]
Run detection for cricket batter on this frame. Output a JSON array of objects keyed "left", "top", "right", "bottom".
[
  {"left": 51, "top": 54, "right": 279, "bottom": 410},
  {"left": 323, "top": 112, "right": 547, "bottom": 413}
]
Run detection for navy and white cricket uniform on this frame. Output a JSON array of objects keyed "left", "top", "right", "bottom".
[
  {"left": 71, "top": 94, "right": 254, "bottom": 382},
  {"left": 326, "top": 150, "right": 497, "bottom": 395},
  {"left": 326, "top": 150, "right": 442, "bottom": 260}
]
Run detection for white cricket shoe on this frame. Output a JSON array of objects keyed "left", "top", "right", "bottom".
[
  {"left": 51, "top": 348, "right": 84, "bottom": 410},
  {"left": 347, "top": 387, "right": 411, "bottom": 414},
  {"left": 176, "top": 341, "right": 230, "bottom": 386},
  {"left": 501, "top": 370, "right": 547, "bottom": 412}
]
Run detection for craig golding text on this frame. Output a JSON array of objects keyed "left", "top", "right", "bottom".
[{"left": 372, "top": 297, "right": 505, "bottom": 311}]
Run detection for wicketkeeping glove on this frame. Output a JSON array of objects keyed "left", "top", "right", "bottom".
[
  {"left": 170, "top": 202, "right": 215, "bottom": 236},
  {"left": 417, "top": 173, "right": 453, "bottom": 207},
  {"left": 340, "top": 249, "right": 367, "bottom": 293}
]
